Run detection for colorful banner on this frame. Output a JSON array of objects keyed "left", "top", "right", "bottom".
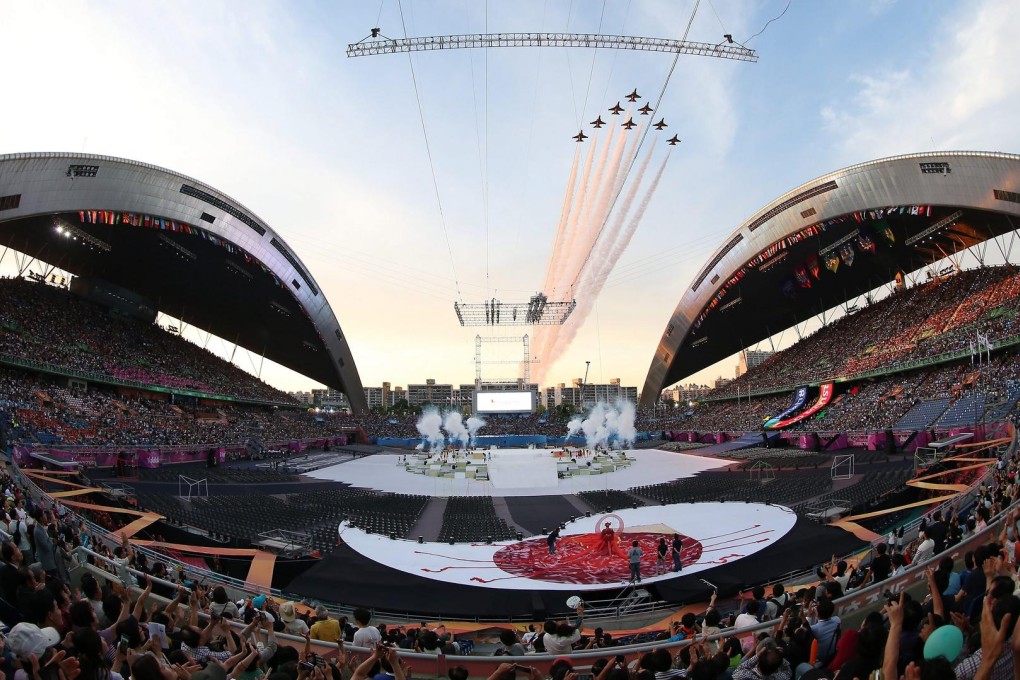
[
  {"left": 763, "top": 386, "right": 809, "bottom": 428},
  {"left": 768, "top": 382, "right": 835, "bottom": 429}
]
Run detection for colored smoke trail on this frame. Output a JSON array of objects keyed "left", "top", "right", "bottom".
[
  {"left": 538, "top": 148, "right": 668, "bottom": 376},
  {"left": 602, "top": 154, "right": 671, "bottom": 280},
  {"left": 542, "top": 147, "right": 582, "bottom": 295},
  {"left": 582, "top": 145, "right": 656, "bottom": 296}
]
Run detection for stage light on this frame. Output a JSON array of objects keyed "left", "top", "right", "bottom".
[
  {"left": 389, "top": 533, "right": 396, "bottom": 540},
  {"left": 585, "top": 511, "right": 591, "bottom": 517},
  {"left": 449, "top": 539, "right": 455, "bottom": 545},
  {"left": 632, "top": 503, "right": 638, "bottom": 509},
  {"left": 542, "top": 527, "right": 548, "bottom": 534},
  {"left": 487, "top": 536, "right": 493, "bottom": 544},
  {"left": 418, "top": 536, "right": 424, "bottom": 544},
  {"left": 516, "top": 532, "right": 523, "bottom": 541}
]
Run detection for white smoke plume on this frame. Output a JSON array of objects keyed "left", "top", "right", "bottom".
[
  {"left": 466, "top": 416, "right": 487, "bottom": 445},
  {"left": 566, "top": 416, "right": 584, "bottom": 440},
  {"left": 416, "top": 407, "right": 446, "bottom": 452},
  {"left": 442, "top": 411, "right": 469, "bottom": 448},
  {"left": 568, "top": 400, "right": 638, "bottom": 449}
]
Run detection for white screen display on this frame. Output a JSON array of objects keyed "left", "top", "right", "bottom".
[{"left": 474, "top": 391, "right": 534, "bottom": 414}]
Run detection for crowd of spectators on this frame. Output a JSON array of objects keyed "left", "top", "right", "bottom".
[
  {"left": 0, "top": 278, "right": 294, "bottom": 404},
  {"left": 647, "top": 350, "right": 1020, "bottom": 435},
  {"left": 712, "top": 266, "right": 1020, "bottom": 400},
  {"left": 0, "top": 367, "right": 354, "bottom": 449}
]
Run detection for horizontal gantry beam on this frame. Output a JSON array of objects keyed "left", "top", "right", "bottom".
[{"left": 347, "top": 32, "right": 758, "bottom": 62}]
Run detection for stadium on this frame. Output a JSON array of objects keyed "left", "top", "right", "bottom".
[
  {"left": 2, "top": 146, "right": 1020, "bottom": 677},
  {"left": 2, "top": 3, "right": 1020, "bottom": 679}
]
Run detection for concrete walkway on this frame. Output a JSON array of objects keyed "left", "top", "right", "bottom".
[{"left": 409, "top": 497, "right": 448, "bottom": 541}]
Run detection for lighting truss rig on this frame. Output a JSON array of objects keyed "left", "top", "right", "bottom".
[
  {"left": 454, "top": 293, "right": 576, "bottom": 327},
  {"left": 347, "top": 32, "right": 758, "bottom": 62}
]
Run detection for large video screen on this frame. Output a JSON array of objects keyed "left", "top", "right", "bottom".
[{"left": 474, "top": 391, "right": 535, "bottom": 414}]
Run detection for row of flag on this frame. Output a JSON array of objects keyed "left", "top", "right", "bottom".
[
  {"left": 692, "top": 203, "right": 933, "bottom": 331},
  {"left": 77, "top": 210, "right": 284, "bottom": 289}
]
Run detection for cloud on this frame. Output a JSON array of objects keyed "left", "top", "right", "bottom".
[{"left": 821, "top": 0, "right": 1020, "bottom": 156}]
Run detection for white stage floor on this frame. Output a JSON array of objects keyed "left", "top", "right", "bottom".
[
  {"left": 338, "top": 502, "right": 796, "bottom": 590},
  {"left": 304, "top": 448, "right": 731, "bottom": 497}
]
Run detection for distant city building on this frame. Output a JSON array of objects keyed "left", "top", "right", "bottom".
[
  {"left": 288, "top": 390, "right": 314, "bottom": 406},
  {"left": 407, "top": 378, "right": 454, "bottom": 407},
  {"left": 546, "top": 378, "right": 636, "bottom": 408},
  {"left": 364, "top": 386, "right": 383, "bottom": 410},
  {"left": 661, "top": 383, "right": 711, "bottom": 404},
  {"left": 736, "top": 350, "right": 774, "bottom": 378},
  {"left": 388, "top": 386, "right": 407, "bottom": 407},
  {"left": 714, "top": 376, "right": 733, "bottom": 389},
  {"left": 316, "top": 388, "right": 351, "bottom": 412}
]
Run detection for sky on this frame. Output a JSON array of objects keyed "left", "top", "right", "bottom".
[{"left": 1, "top": 0, "right": 1020, "bottom": 396}]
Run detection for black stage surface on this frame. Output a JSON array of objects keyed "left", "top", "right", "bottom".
[
  {"left": 505, "top": 495, "right": 586, "bottom": 535},
  {"left": 284, "top": 517, "right": 865, "bottom": 619}
]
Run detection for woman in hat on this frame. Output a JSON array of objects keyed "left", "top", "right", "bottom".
[{"left": 279, "top": 601, "right": 309, "bottom": 636}]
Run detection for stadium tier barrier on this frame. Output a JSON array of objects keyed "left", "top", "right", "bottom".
[{"left": 10, "top": 436, "right": 351, "bottom": 468}]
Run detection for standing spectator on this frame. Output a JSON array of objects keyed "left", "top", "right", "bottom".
[
  {"left": 805, "top": 598, "right": 842, "bottom": 669},
  {"left": 352, "top": 607, "right": 381, "bottom": 648},
  {"left": 926, "top": 510, "right": 947, "bottom": 554},
  {"left": 870, "top": 543, "right": 892, "bottom": 584},
  {"left": 542, "top": 603, "right": 584, "bottom": 655},
  {"left": 913, "top": 531, "right": 935, "bottom": 565},
  {"left": 6, "top": 511, "right": 31, "bottom": 556},
  {"left": 31, "top": 508, "right": 56, "bottom": 580}
]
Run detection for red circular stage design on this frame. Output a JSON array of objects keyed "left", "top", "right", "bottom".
[{"left": 492, "top": 531, "right": 704, "bottom": 585}]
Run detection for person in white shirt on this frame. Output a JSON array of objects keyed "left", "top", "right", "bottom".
[
  {"left": 913, "top": 530, "right": 935, "bottom": 565},
  {"left": 733, "top": 599, "right": 761, "bottom": 653},
  {"left": 541, "top": 604, "right": 584, "bottom": 655},
  {"left": 352, "top": 607, "right": 382, "bottom": 648}
]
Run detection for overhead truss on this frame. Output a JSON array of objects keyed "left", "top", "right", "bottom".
[
  {"left": 347, "top": 32, "right": 758, "bottom": 62},
  {"left": 455, "top": 293, "right": 576, "bottom": 327}
]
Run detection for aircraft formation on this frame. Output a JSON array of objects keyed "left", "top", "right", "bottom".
[{"left": 574, "top": 88, "right": 680, "bottom": 147}]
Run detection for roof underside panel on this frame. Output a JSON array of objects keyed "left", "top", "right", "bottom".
[
  {"left": 641, "top": 152, "right": 1020, "bottom": 406},
  {"left": 0, "top": 153, "right": 366, "bottom": 411}
]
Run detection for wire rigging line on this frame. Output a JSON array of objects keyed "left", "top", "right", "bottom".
[
  {"left": 396, "top": 0, "right": 463, "bottom": 301},
  {"left": 512, "top": 0, "right": 549, "bottom": 268},
  {"left": 578, "top": 0, "right": 608, "bottom": 126},
  {"left": 484, "top": 0, "right": 490, "bottom": 286},
  {"left": 375, "top": 0, "right": 386, "bottom": 27},
  {"left": 597, "top": 0, "right": 632, "bottom": 107},
  {"left": 705, "top": 0, "right": 727, "bottom": 33},
  {"left": 569, "top": 0, "right": 701, "bottom": 295},
  {"left": 469, "top": 50, "right": 487, "bottom": 280},
  {"left": 563, "top": 0, "right": 580, "bottom": 128},
  {"left": 745, "top": 0, "right": 791, "bottom": 43}
]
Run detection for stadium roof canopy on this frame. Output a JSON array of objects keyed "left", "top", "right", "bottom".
[
  {"left": 0, "top": 152, "right": 367, "bottom": 412},
  {"left": 640, "top": 151, "right": 1020, "bottom": 408}
]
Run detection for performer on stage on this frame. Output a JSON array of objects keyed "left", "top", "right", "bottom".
[{"left": 595, "top": 521, "right": 627, "bottom": 558}]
